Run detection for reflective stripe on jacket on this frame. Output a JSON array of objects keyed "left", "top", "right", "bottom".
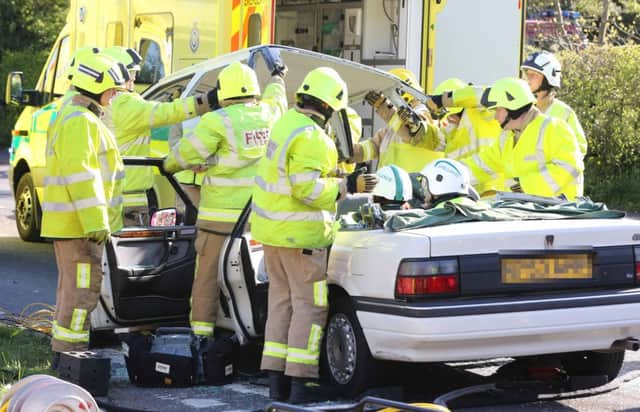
[
  {"left": 250, "top": 108, "right": 340, "bottom": 248},
  {"left": 444, "top": 108, "right": 501, "bottom": 160},
  {"left": 544, "top": 99, "right": 587, "bottom": 158},
  {"left": 165, "top": 79, "right": 287, "bottom": 223},
  {"left": 107, "top": 92, "right": 204, "bottom": 206},
  {"left": 42, "top": 96, "right": 124, "bottom": 237},
  {"left": 444, "top": 107, "right": 503, "bottom": 193},
  {"left": 462, "top": 113, "right": 584, "bottom": 199},
  {"left": 359, "top": 122, "right": 444, "bottom": 173}
]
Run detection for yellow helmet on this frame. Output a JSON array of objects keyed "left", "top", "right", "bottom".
[
  {"left": 217, "top": 62, "right": 260, "bottom": 101},
  {"left": 388, "top": 67, "right": 422, "bottom": 91},
  {"left": 484, "top": 77, "right": 535, "bottom": 111},
  {"left": 296, "top": 67, "right": 348, "bottom": 111},
  {"left": 72, "top": 54, "right": 129, "bottom": 95},
  {"left": 67, "top": 46, "right": 101, "bottom": 80},
  {"left": 101, "top": 46, "right": 143, "bottom": 72},
  {"left": 434, "top": 78, "right": 466, "bottom": 115}
]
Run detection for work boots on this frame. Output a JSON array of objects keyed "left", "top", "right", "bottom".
[
  {"left": 288, "top": 377, "right": 334, "bottom": 404},
  {"left": 268, "top": 371, "right": 291, "bottom": 401}
]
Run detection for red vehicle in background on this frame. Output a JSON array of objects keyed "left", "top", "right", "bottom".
[{"left": 526, "top": 10, "right": 588, "bottom": 50}]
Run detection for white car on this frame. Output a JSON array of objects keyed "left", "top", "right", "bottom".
[{"left": 93, "top": 45, "right": 640, "bottom": 397}]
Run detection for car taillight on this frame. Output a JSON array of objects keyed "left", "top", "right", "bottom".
[
  {"left": 395, "top": 258, "right": 459, "bottom": 298},
  {"left": 634, "top": 247, "right": 640, "bottom": 283}
]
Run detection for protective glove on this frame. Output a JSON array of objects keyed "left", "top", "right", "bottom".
[
  {"left": 425, "top": 94, "right": 444, "bottom": 114},
  {"left": 397, "top": 106, "right": 423, "bottom": 136},
  {"left": 87, "top": 229, "right": 110, "bottom": 244},
  {"left": 345, "top": 167, "right": 379, "bottom": 194},
  {"left": 364, "top": 90, "right": 387, "bottom": 109},
  {"left": 510, "top": 178, "right": 523, "bottom": 193},
  {"left": 271, "top": 63, "right": 288, "bottom": 78},
  {"left": 207, "top": 87, "right": 220, "bottom": 110}
]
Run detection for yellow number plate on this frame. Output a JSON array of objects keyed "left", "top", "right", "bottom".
[{"left": 502, "top": 254, "right": 593, "bottom": 284}]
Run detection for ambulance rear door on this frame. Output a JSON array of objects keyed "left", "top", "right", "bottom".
[{"left": 422, "top": 0, "right": 525, "bottom": 92}]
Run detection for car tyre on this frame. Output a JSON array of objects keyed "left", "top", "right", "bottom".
[
  {"left": 561, "top": 350, "right": 625, "bottom": 382},
  {"left": 15, "top": 173, "right": 43, "bottom": 242},
  {"left": 322, "top": 296, "right": 380, "bottom": 398}
]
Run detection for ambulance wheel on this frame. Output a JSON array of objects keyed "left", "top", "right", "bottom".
[
  {"left": 323, "top": 296, "right": 380, "bottom": 398},
  {"left": 15, "top": 173, "right": 42, "bottom": 242},
  {"left": 561, "top": 350, "right": 625, "bottom": 382}
]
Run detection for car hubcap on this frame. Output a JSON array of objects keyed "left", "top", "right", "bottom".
[
  {"left": 17, "top": 185, "right": 33, "bottom": 231},
  {"left": 326, "top": 313, "right": 357, "bottom": 384}
]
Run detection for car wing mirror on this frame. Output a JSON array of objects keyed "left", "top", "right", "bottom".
[{"left": 150, "top": 208, "right": 177, "bottom": 227}]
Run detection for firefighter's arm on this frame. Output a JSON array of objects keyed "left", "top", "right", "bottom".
[
  {"left": 397, "top": 106, "right": 445, "bottom": 150},
  {"left": 460, "top": 137, "right": 504, "bottom": 189},
  {"left": 58, "top": 117, "right": 110, "bottom": 234},
  {"left": 566, "top": 109, "right": 587, "bottom": 157},
  {"left": 519, "top": 122, "right": 584, "bottom": 198},
  {"left": 261, "top": 76, "right": 288, "bottom": 118},
  {"left": 353, "top": 127, "right": 384, "bottom": 163},
  {"left": 163, "top": 112, "right": 222, "bottom": 173},
  {"left": 442, "top": 85, "right": 489, "bottom": 109},
  {"left": 289, "top": 132, "right": 341, "bottom": 211},
  {"left": 112, "top": 92, "right": 206, "bottom": 140}
]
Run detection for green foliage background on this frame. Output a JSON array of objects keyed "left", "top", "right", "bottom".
[
  {"left": 0, "top": 0, "right": 66, "bottom": 148},
  {"left": 559, "top": 45, "right": 640, "bottom": 210}
]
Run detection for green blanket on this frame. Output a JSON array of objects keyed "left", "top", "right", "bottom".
[{"left": 383, "top": 197, "right": 626, "bottom": 232}]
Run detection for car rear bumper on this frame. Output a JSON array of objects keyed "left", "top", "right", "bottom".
[{"left": 354, "top": 289, "right": 640, "bottom": 362}]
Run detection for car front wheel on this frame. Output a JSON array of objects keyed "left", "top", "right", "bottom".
[
  {"left": 15, "top": 173, "right": 42, "bottom": 242},
  {"left": 561, "top": 350, "right": 625, "bottom": 382},
  {"left": 323, "top": 296, "right": 380, "bottom": 398}
]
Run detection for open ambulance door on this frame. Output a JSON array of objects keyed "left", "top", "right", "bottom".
[{"left": 422, "top": 0, "right": 525, "bottom": 92}]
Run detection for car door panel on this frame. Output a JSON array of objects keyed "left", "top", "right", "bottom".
[{"left": 106, "top": 226, "right": 197, "bottom": 323}]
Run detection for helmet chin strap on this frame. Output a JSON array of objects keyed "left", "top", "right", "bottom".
[{"left": 500, "top": 115, "right": 512, "bottom": 129}]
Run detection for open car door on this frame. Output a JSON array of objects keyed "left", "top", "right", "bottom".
[
  {"left": 217, "top": 200, "right": 268, "bottom": 345},
  {"left": 96, "top": 158, "right": 198, "bottom": 329}
]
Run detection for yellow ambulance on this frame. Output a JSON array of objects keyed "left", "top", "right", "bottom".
[{"left": 5, "top": 0, "right": 275, "bottom": 241}]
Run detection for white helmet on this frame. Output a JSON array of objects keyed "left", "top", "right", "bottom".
[
  {"left": 520, "top": 50, "right": 561, "bottom": 88},
  {"left": 1, "top": 374, "right": 99, "bottom": 412},
  {"left": 420, "top": 159, "right": 472, "bottom": 197},
  {"left": 373, "top": 165, "right": 413, "bottom": 201}
]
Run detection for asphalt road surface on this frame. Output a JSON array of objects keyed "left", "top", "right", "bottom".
[{"left": 1, "top": 148, "right": 640, "bottom": 411}]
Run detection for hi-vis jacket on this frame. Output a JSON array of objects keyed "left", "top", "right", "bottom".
[
  {"left": 538, "top": 95, "right": 587, "bottom": 158},
  {"left": 42, "top": 94, "right": 124, "bottom": 237},
  {"left": 443, "top": 107, "right": 503, "bottom": 193},
  {"left": 462, "top": 111, "right": 584, "bottom": 200},
  {"left": 251, "top": 108, "right": 341, "bottom": 248},
  {"left": 357, "top": 105, "right": 444, "bottom": 173},
  {"left": 164, "top": 78, "right": 287, "bottom": 225},
  {"left": 444, "top": 85, "right": 588, "bottom": 158},
  {"left": 105, "top": 92, "right": 209, "bottom": 207},
  {"left": 444, "top": 108, "right": 501, "bottom": 160}
]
